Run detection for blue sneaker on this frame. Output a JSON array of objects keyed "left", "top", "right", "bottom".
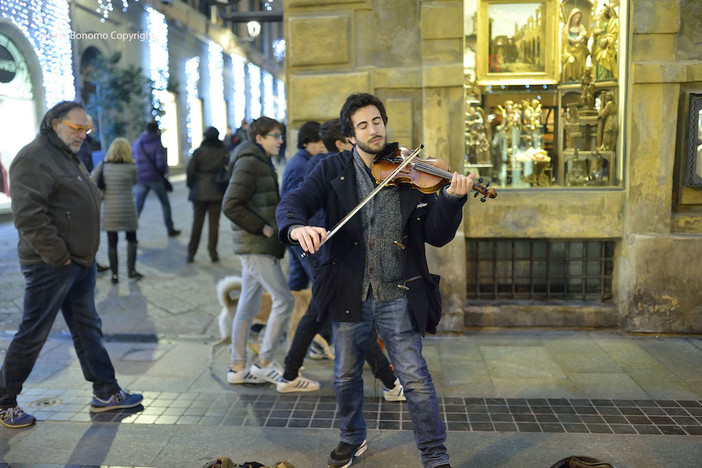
[
  {"left": 0, "top": 406, "right": 36, "bottom": 428},
  {"left": 89, "top": 389, "right": 143, "bottom": 413}
]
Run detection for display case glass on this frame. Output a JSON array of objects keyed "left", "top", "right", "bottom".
[{"left": 465, "top": 0, "right": 622, "bottom": 189}]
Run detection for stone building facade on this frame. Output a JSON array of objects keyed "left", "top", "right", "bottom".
[{"left": 283, "top": 0, "right": 702, "bottom": 334}]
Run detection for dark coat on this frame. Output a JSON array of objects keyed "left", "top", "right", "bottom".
[
  {"left": 276, "top": 146, "right": 467, "bottom": 335},
  {"left": 186, "top": 138, "right": 228, "bottom": 202},
  {"left": 222, "top": 141, "right": 285, "bottom": 258},
  {"left": 280, "top": 148, "right": 313, "bottom": 197},
  {"left": 10, "top": 133, "right": 102, "bottom": 267},
  {"left": 132, "top": 131, "right": 167, "bottom": 183}
]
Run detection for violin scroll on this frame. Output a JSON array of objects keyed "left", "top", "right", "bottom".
[{"left": 472, "top": 178, "right": 497, "bottom": 203}]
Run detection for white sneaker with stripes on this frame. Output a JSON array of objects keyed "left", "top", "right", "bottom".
[
  {"left": 227, "top": 367, "right": 264, "bottom": 384},
  {"left": 276, "top": 374, "right": 321, "bottom": 393},
  {"left": 249, "top": 360, "right": 283, "bottom": 384}
]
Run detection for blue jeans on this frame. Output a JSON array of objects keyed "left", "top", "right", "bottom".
[
  {"left": 231, "top": 254, "right": 295, "bottom": 366},
  {"left": 0, "top": 262, "right": 120, "bottom": 407},
  {"left": 134, "top": 179, "right": 175, "bottom": 233},
  {"left": 286, "top": 244, "right": 311, "bottom": 290},
  {"left": 333, "top": 295, "right": 449, "bottom": 468}
]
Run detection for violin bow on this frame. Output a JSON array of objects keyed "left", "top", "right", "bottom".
[{"left": 310, "top": 144, "right": 425, "bottom": 253}]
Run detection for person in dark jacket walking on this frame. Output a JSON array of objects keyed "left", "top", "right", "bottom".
[
  {"left": 92, "top": 137, "right": 142, "bottom": 283},
  {"left": 280, "top": 120, "right": 326, "bottom": 291},
  {"left": 276, "top": 93, "right": 475, "bottom": 468},
  {"left": 132, "top": 121, "right": 180, "bottom": 237},
  {"left": 186, "top": 126, "right": 229, "bottom": 263},
  {"left": 222, "top": 116, "right": 295, "bottom": 386},
  {"left": 0, "top": 101, "right": 143, "bottom": 429}
]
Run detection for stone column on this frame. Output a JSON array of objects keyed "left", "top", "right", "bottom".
[{"left": 420, "top": 1, "right": 466, "bottom": 333}]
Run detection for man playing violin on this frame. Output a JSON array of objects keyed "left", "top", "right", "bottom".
[{"left": 276, "top": 92, "right": 474, "bottom": 468}]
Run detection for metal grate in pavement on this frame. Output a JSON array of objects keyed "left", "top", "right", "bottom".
[{"left": 23, "top": 390, "right": 702, "bottom": 436}]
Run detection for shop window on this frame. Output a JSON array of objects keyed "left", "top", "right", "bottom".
[{"left": 464, "top": 0, "right": 623, "bottom": 189}]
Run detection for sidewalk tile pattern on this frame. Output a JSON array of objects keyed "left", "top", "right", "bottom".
[{"left": 19, "top": 390, "right": 702, "bottom": 436}]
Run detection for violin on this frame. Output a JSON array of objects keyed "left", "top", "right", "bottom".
[{"left": 371, "top": 148, "right": 497, "bottom": 202}]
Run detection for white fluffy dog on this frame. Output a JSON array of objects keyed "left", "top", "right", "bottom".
[{"left": 214, "top": 275, "right": 332, "bottom": 358}]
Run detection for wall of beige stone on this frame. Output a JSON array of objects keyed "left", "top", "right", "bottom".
[
  {"left": 283, "top": 0, "right": 702, "bottom": 333},
  {"left": 619, "top": 0, "right": 702, "bottom": 333}
]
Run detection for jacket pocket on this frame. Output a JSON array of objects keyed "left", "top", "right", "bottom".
[{"left": 404, "top": 273, "right": 442, "bottom": 334}]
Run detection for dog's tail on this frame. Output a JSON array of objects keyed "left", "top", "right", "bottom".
[{"left": 216, "top": 276, "right": 242, "bottom": 308}]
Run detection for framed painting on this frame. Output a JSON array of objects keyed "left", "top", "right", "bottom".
[{"left": 477, "top": 0, "right": 559, "bottom": 85}]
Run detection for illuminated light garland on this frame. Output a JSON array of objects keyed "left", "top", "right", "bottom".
[
  {"left": 272, "top": 38, "right": 285, "bottom": 63},
  {"left": 232, "top": 53, "right": 246, "bottom": 125},
  {"left": 0, "top": 0, "right": 76, "bottom": 107},
  {"left": 247, "top": 62, "right": 261, "bottom": 120},
  {"left": 145, "top": 6, "right": 168, "bottom": 120},
  {"left": 262, "top": 70, "right": 274, "bottom": 119},
  {"left": 96, "top": 0, "right": 138, "bottom": 23},
  {"left": 208, "top": 41, "right": 226, "bottom": 133},
  {"left": 185, "top": 56, "right": 200, "bottom": 150},
  {"left": 275, "top": 79, "right": 286, "bottom": 122}
]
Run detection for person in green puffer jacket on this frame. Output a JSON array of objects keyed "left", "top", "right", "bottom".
[{"left": 221, "top": 116, "right": 294, "bottom": 387}]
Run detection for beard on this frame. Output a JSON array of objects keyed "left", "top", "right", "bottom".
[{"left": 355, "top": 134, "right": 386, "bottom": 155}]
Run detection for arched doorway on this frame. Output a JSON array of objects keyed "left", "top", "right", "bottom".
[{"left": 0, "top": 24, "right": 44, "bottom": 214}]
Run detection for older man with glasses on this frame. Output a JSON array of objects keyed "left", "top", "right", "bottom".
[{"left": 0, "top": 101, "right": 143, "bottom": 429}]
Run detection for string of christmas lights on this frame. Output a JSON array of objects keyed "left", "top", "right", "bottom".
[
  {"left": 185, "top": 56, "right": 200, "bottom": 150},
  {"left": 262, "top": 70, "right": 274, "bottom": 119},
  {"left": 247, "top": 62, "right": 261, "bottom": 120},
  {"left": 208, "top": 41, "right": 226, "bottom": 132},
  {"left": 145, "top": 6, "right": 168, "bottom": 120},
  {"left": 0, "top": 0, "right": 75, "bottom": 107},
  {"left": 275, "top": 79, "right": 285, "bottom": 122},
  {"left": 232, "top": 53, "right": 246, "bottom": 126}
]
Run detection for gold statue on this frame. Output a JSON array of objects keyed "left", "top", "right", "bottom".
[
  {"left": 561, "top": 7, "right": 590, "bottom": 82},
  {"left": 592, "top": 3, "right": 618, "bottom": 80},
  {"left": 579, "top": 66, "right": 596, "bottom": 110},
  {"left": 597, "top": 91, "right": 618, "bottom": 151}
]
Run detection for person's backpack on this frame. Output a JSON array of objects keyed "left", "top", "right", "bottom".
[
  {"left": 214, "top": 162, "right": 232, "bottom": 191},
  {"left": 203, "top": 457, "right": 236, "bottom": 468}
]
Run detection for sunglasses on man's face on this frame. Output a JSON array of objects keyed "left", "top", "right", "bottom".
[{"left": 61, "top": 119, "right": 93, "bottom": 135}]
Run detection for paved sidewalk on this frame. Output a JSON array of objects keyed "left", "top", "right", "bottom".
[{"left": 0, "top": 177, "right": 701, "bottom": 467}]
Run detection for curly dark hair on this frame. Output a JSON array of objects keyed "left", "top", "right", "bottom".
[
  {"left": 39, "top": 101, "right": 85, "bottom": 136},
  {"left": 339, "top": 93, "right": 388, "bottom": 138}
]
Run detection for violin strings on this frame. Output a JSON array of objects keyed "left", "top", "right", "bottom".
[{"left": 413, "top": 161, "right": 453, "bottom": 179}]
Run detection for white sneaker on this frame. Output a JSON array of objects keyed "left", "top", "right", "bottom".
[
  {"left": 309, "top": 335, "right": 335, "bottom": 360},
  {"left": 276, "top": 374, "right": 321, "bottom": 393},
  {"left": 382, "top": 378, "right": 406, "bottom": 402},
  {"left": 250, "top": 360, "right": 283, "bottom": 384},
  {"left": 227, "top": 367, "right": 264, "bottom": 384}
]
